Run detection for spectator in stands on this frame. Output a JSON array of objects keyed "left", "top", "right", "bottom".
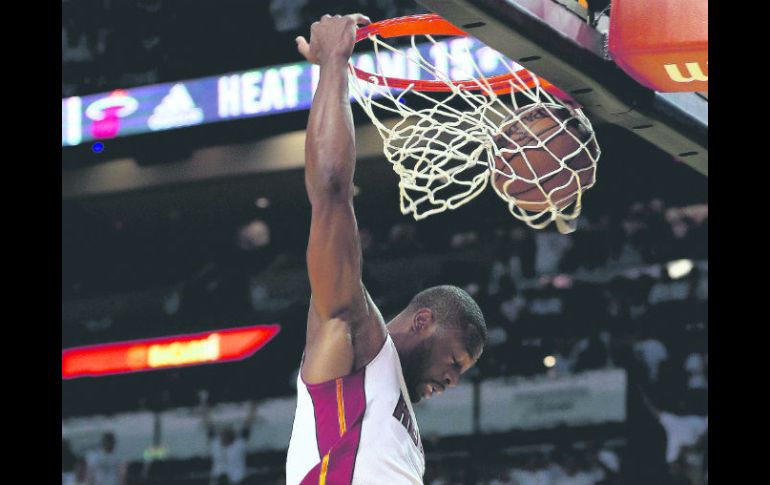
[
  {"left": 85, "top": 432, "right": 125, "bottom": 485},
  {"left": 632, "top": 327, "right": 668, "bottom": 385},
  {"left": 639, "top": 389, "right": 707, "bottom": 465},
  {"left": 200, "top": 392, "right": 257, "bottom": 485}
]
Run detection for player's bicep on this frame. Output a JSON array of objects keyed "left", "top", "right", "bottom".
[{"left": 306, "top": 197, "right": 366, "bottom": 322}]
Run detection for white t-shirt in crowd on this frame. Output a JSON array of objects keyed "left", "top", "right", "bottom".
[
  {"left": 659, "top": 412, "right": 708, "bottom": 463},
  {"left": 210, "top": 438, "right": 248, "bottom": 484},
  {"left": 85, "top": 449, "right": 122, "bottom": 485},
  {"left": 633, "top": 338, "right": 668, "bottom": 382}
]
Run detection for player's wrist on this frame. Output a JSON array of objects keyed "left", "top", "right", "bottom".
[{"left": 321, "top": 52, "right": 352, "bottom": 68}]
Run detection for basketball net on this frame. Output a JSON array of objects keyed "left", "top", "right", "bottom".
[{"left": 349, "top": 21, "right": 600, "bottom": 234}]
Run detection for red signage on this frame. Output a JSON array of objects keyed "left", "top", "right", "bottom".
[{"left": 62, "top": 324, "right": 280, "bottom": 379}]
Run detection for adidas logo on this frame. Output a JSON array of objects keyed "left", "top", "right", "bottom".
[{"left": 148, "top": 84, "right": 204, "bottom": 131}]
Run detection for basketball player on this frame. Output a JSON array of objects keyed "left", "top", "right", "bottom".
[{"left": 286, "top": 14, "right": 488, "bottom": 484}]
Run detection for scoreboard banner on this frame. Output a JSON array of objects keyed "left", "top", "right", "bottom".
[
  {"left": 62, "top": 38, "right": 514, "bottom": 147},
  {"left": 62, "top": 324, "right": 281, "bottom": 379}
]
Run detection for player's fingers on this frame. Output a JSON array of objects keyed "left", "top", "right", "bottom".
[
  {"left": 295, "top": 36, "right": 314, "bottom": 63},
  {"left": 346, "top": 13, "right": 371, "bottom": 26}
]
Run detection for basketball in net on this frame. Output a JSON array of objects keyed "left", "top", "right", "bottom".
[
  {"left": 490, "top": 103, "right": 599, "bottom": 213},
  {"left": 349, "top": 14, "right": 601, "bottom": 233}
]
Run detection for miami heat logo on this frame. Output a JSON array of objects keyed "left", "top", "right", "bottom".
[
  {"left": 392, "top": 393, "right": 423, "bottom": 454},
  {"left": 85, "top": 90, "right": 138, "bottom": 139}
]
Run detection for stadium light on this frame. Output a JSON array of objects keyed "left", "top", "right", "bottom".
[{"left": 666, "top": 259, "right": 694, "bottom": 279}]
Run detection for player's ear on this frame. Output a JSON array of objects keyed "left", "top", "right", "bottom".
[{"left": 412, "top": 308, "right": 435, "bottom": 334}]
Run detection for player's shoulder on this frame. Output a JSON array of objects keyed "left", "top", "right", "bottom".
[{"left": 302, "top": 287, "right": 387, "bottom": 382}]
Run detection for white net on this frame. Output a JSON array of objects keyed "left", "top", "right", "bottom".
[{"left": 349, "top": 29, "right": 600, "bottom": 234}]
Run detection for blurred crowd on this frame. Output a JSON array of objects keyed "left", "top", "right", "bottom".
[
  {"left": 63, "top": 198, "right": 707, "bottom": 415},
  {"left": 423, "top": 430, "right": 706, "bottom": 485},
  {"left": 63, "top": 196, "right": 707, "bottom": 484},
  {"left": 425, "top": 442, "right": 623, "bottom": 485}
]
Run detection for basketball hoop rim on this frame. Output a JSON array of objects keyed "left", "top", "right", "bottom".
[{"left": 352, "top": 13, "right": 556, "bottom": 96}]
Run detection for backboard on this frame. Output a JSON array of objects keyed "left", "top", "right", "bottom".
[{"left": 415, "top": 0, "right": 708, "bottom": 175}]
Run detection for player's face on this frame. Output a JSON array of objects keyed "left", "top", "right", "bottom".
[{"left": 406, "top": 329, "right": 478, "bottom": 403}]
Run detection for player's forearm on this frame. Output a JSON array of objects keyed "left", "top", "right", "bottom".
[{"left": 305, "top": 57, "right": 356, "bottom": 204}]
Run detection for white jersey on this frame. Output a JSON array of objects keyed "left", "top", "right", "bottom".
[{"left": 286, "top": 335, "right": 425, "bottom": 484}]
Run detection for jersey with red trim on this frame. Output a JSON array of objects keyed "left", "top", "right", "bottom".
[{"left": 286, "top": 334, "right": 425, "bottom": 484}]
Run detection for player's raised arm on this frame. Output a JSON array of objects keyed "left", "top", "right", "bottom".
[
  {"left": 298, "top": 14, "right": 368, "bottom": 321},
  {"left": 297, "top": 14, "right": 384, "bottom": 383}
]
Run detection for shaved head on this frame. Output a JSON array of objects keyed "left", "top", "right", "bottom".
[{"left": 407, "top": 285, "right": 487, "bottom": 359}]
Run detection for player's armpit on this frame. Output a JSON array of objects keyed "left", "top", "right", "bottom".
[
  {"left": 302, "top": 291, "right": 386, "bottom": 384},
  {"left": 302, "top": 316, "right": 356, "bottom": 384}
]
